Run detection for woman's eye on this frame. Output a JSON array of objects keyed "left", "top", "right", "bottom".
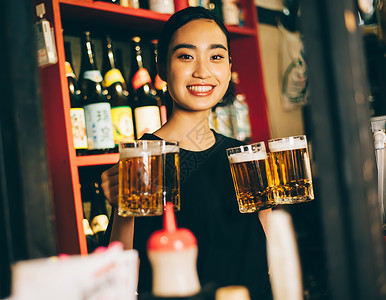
[
  {"left": 211, "top": 54, "right": 224, "bottom": 60},
  {"left": 177, "top": 54, "right": 193, "bottom": 60}
]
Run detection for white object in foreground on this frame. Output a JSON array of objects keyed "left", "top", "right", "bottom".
[{"left": 267, "top": 210, "right": 303, "bottom": 300}]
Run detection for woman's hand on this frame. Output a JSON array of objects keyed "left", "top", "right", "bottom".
[
  {"left": 101, "top": 164, "right": 134, "bottom": 249},
  {"left": 101, "top": 164, "right": 119, "bottom": 207}
]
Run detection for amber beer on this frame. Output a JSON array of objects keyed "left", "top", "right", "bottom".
[
  {"left": 118, "top": 141, "right": 163, "bottom": 216},
  {"left": 268, "top": 135, "right": 314, "bottom": 204},
  {"left": 162, "top": 141, "right": 180, "bottom": 211},
  {"left": 227, "top": 142, "right": 277, "bottom": 213}
]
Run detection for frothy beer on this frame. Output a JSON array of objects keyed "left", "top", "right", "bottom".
[
  {"left": 162, "top": 143, "right": 180, "bottom": 211},
  {"left": 119, "top": 142, "right": 163, "bottom": 216},
  {"left": 227, "top": 143, "right": 276, "bottom": 213},
  {"left": 268, "top": 135, "right": 314, "bottom": 204}
]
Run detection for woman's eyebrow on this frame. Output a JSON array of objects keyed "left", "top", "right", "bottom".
[
  {"left": 209, "top": 44, "right": 228, "bottom": 51},
  {"left": 172, "top": 43, "right": 228, "bottom": 53},
  {"left": 172, "top": 43, "right": 195, "bottom": 52}
]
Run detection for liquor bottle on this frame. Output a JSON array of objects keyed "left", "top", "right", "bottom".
[
  {"left": 238, "top": 0, "right": 245, "bottom": 27},
  {"left": 231, "top": 72, "right": 251, "bottom": 142},
  {"left": 64, "top": 41, "right": 88, "bottom": 155},
  {"left": 188, "top": 0, "right": 210, "bottom": 9},
  {"left": 83, "top": 209, "right": 97, "bottom": 253},
  {"left": 221, "top": 0, "right": 240, "bottom": 26},
  {"left": 357, "top": 0, "right": 386, "bottom": 117},
  {"left": 89, "top": 180, "right": 109, "bottom": 247},
  {"left": 214, "top": 99, "right": 235, "bottom": 138},
  {"left": 120, "top": 0, "right": 139, "bottom": 8},
  {"left": 150, "top": 40, "right": 168, "bottom": 125},
  {"left": 102, "top": 35, "right": 135, "bottom": 145},
  {"left": 209, "top": 0, "right": 223, "bottom": 22},
  {"left": 78, "top": 31, "right": 115, "bottom": 152},
  {"left": 35, "top": 3, "right": 57, "bottom": 67},
  {"left": 130, "top": 36, "right": 162, "bottom": 139}
]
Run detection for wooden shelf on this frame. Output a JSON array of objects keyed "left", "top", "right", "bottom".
[
  {"left": 59, "top": 0, "right": 171, "bottom": 21},
  {"left": 76, "top": 153, "right": 119, "bottom": 166},
  {"left": 59, "top": 0, "right": 257, "bottom": 37},
  {"left": 59, "top": 0, "right": 170, "bottom": 35}
]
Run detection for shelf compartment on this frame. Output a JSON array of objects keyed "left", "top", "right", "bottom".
[{"left": 58, "top": 0, "right": 257, "bottom": 37}]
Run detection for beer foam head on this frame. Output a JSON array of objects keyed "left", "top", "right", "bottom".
[
  {"left": 120, "top": 143, "right": 162, "bottom": 158},
  {"left": 163, "top": 145, "right": 179, "bottom": 153},
  {"left": 268, "top": 136, "right": 307, "bottom": 152},
  {"left": 228, "top": 151, "right": 267, "bottom": 163}
]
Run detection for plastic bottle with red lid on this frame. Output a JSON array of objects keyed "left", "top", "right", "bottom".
[{"left": 147, "top": 202, "right": 201, "bottom": 297}]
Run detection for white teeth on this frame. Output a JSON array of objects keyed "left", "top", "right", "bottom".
[{"left": 188, "top": 85, "right": 213, "bottom": 92}]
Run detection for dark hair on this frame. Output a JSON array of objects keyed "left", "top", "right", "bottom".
[{"left": 157, "top": 6, "right": 235, "bottom": 106}]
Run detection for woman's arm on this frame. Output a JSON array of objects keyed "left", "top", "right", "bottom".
[
  {"left": 110, "top": 210, "right": 134, "bottom": 249},
  {"left": 101, "top": 164, "right": 134, "bottom": 250}
]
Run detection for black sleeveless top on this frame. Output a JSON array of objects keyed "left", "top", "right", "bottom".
[{"left": 105, "top": 131, "right": 272, "bottom": 300}]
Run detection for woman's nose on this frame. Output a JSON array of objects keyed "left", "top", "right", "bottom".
[{"left": 192, "top": 59, "right": 211, "bottom": 79}]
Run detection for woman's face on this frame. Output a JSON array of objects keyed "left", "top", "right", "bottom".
[{"left": 166, "top": 19, "right": 232, "bottom": 112}]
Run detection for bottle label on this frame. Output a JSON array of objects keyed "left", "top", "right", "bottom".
[
  {"left": 149, "top": 0, "right": 175, "bottom": 14},
  {"left": 233, "top": 101, "right": 251, "bottom": 141},
  {"left": 83, "top": 219, "right": 94, "bottom": 236},
  {"left": 90, "top": 214, "right": 109, "bottom": 234},
  {"left": 154, "top": 74, "right": 167, "bottom": 90},
  {"left": 84, "top": 103, "right": 115, "bottom": 150},
  {"left": 111, "top": 106, "right": 135, "bottom": 143},
  {"left": 103, "top": 68, "right": 125, "bottom": 88},
  {"left": 132, "top": 68, "right": 152, "bottom": 90},
  {"left": 188, "top": 0, "right": 210, "bottom": 9},
  {"left": 64, "top": 61, "right": 76, "bottom": 78},
  {"left": 121, "top": 0, "right": 140, "bottom": 8},
  {"left": 82, "top": 70, "right": 103, "bottom": 83},
  {"left": 222, "top": 3, "right": 240, "bottom": 25},
  {"left": 70, "top": 108, "right": 88, "bottom": 149},
  {"left": 215, "top": 106, "right": 234, "bottom": 138},
  {"left": 134, "top": 106, "right": 161, "bottom": 138}
]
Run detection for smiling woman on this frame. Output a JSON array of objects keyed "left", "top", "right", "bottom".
[{"left": 101, "top": 6, "right": 273, "bottom": 299}]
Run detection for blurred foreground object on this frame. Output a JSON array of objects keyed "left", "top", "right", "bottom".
[
  {"left": 267, "top": 210, "right": 303, "bottom": 300},
  {"left": 11, "top": 243, "right": 138, "bottom": 300},
  {"left": 147, "top": 202, "right": 201, "bottom": 297}
]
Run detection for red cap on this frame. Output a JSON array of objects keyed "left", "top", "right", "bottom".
[{"left": 147, "top": 202, "right": 197, "bottom": 251}]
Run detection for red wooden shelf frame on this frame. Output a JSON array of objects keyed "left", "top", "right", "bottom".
[
  {"left": 76, "top": 153, "right": 119, "bottom": 166},
  {"left": 35, "top": 0, "right": 270, "bottom": 255}
]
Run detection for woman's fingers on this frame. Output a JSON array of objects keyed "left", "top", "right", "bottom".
[{"left": 101, "top": 164, "right": 119, "bottom": 206}]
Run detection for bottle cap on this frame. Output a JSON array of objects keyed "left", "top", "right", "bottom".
[
  {"left": 147, "top": 202, "right": 197, "bottom": 251},
  {"left": 36, "top": 3, "right": 45, "bottom": 19}
]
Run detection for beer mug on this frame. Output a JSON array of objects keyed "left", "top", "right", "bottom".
[
  {"left": 226, "top": 142, "right": 277, "bottom": 213},
  {"left": 268, "top": 135, "right": 314, "bottom": 204},
  {"left": 118, "top": 140, "right": 164, "bottom": 217},
  {"left": 162, "top": 141, "right": 180, "bottom": 211}
]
